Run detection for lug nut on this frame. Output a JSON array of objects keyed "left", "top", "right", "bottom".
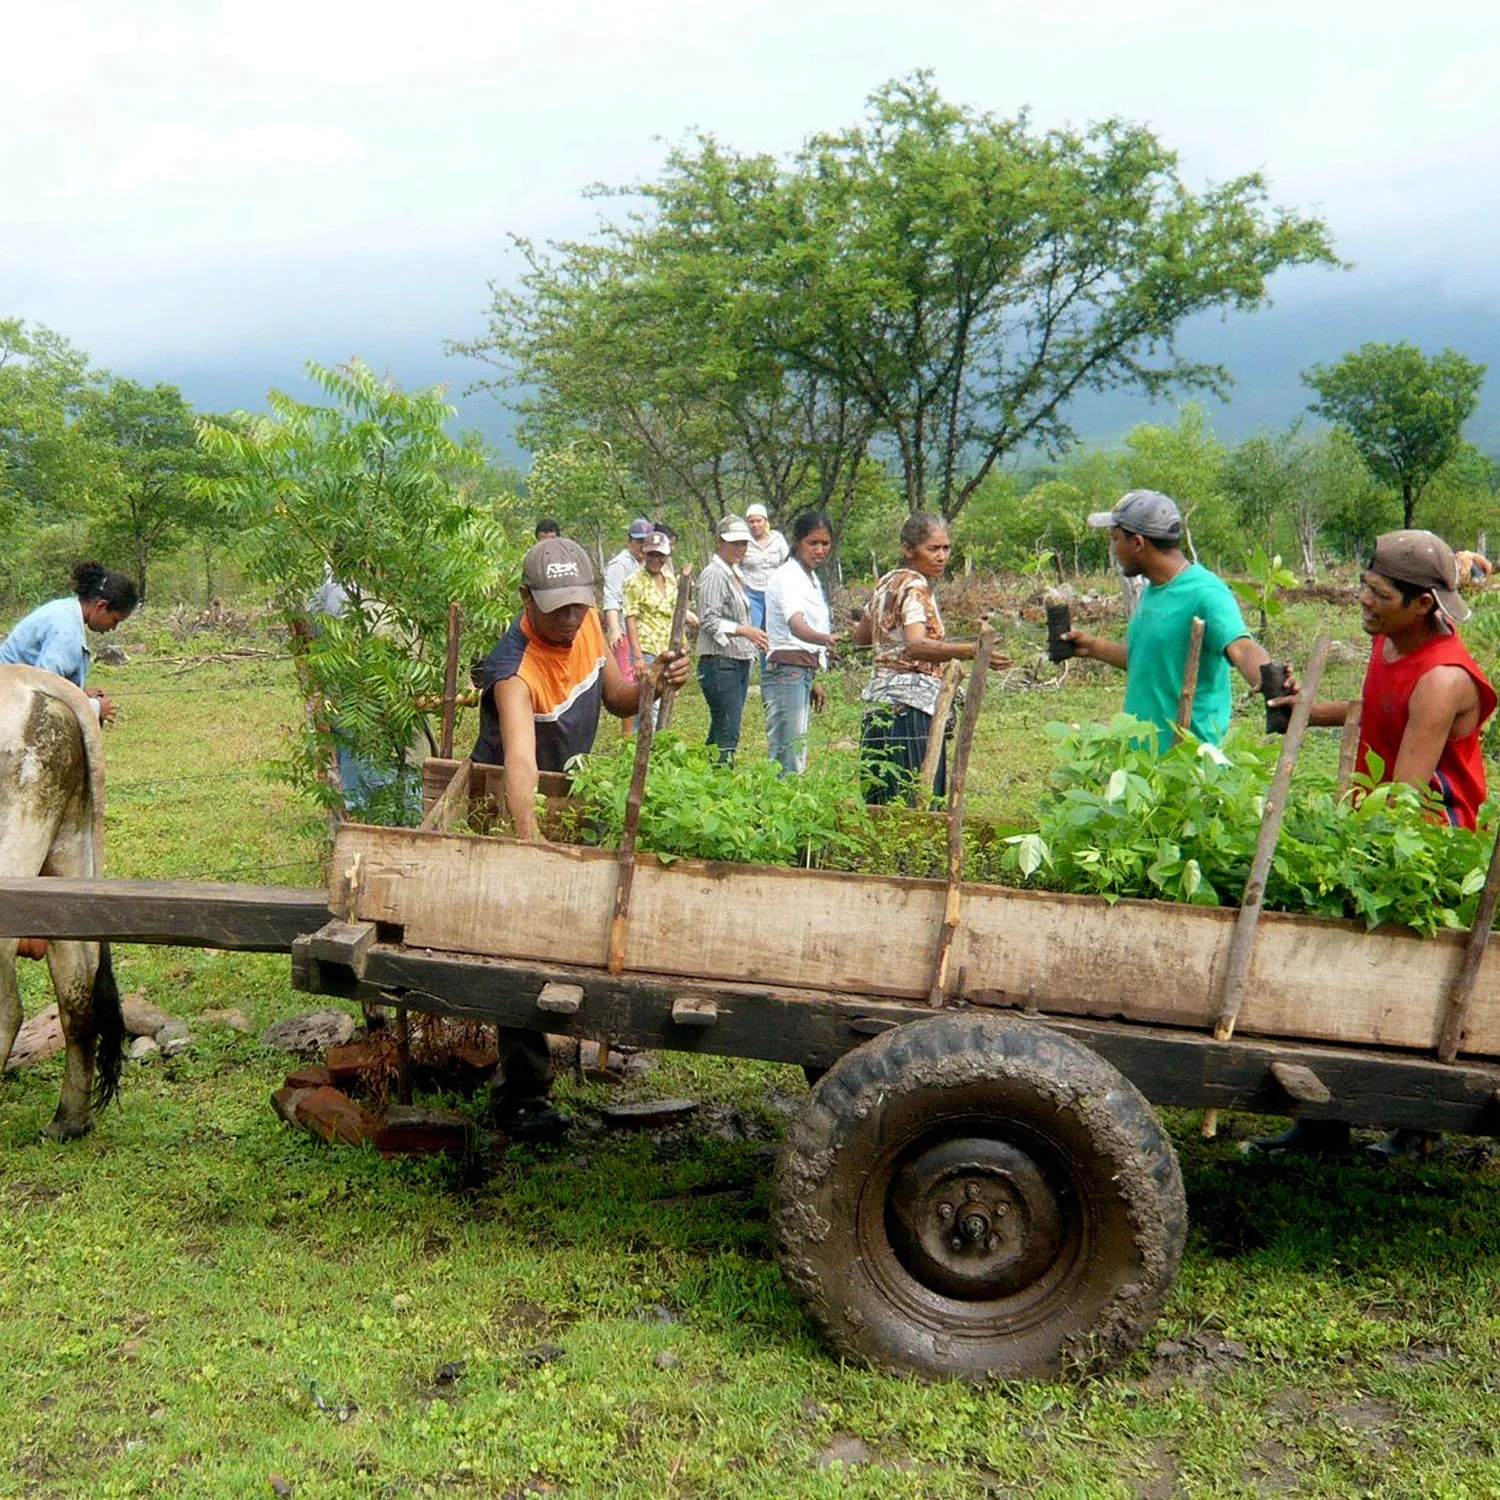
[{"left": 936, "top": 1202, "right": 954, "bottom": 1222}]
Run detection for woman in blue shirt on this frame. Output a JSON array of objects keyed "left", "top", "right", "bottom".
[{"left": 0, "top": 561, "right": 138, "bottom": 721}]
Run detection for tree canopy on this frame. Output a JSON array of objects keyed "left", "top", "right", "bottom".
[
  {"left": 1302, "top": 341, "right": 1487, "bottom": 529},
  {"left": 463, "top": 75, "right": 1339, "bottom": 522}
]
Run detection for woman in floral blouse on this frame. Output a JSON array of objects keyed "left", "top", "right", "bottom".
[{"left": 853, "top": 512, "right": 1007, "bottom": 804}]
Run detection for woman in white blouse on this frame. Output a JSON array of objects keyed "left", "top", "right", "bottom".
[
  {"left": 763, "top": 510, "right": 839, "bottom": 775},
  {"left": 740, "top": 503, "right": 788, "bottom": 630}
]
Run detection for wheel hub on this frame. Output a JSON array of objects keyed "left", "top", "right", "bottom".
[{"left": 886, "top": 1135, "right": 1066, "bottom": 1300}]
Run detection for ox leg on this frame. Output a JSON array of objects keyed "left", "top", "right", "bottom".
[
  {"left": 43, "top": 939, "right": 101, "bottom": 1140},
  {"left": 0, "top": 940, "right": 20, "bottom": 1074}
]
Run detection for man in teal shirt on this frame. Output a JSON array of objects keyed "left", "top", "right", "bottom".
[{"left": 1068, "top": 491, "right": 1274, "bottom": 747}]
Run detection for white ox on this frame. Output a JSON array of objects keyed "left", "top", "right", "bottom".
[{"left": 0, "top": 665, "right": 124, "bottom": 1137}]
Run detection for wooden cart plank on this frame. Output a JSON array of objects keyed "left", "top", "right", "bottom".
[
  {"left": 309, "top": 943, "right": 1500, "bottom": 1133},
  {"left": 0, "top": 877, "right": 328, "bottom": 951},
  {"left": 329, "top": 823, "right": 1500, "bottom": 1058}
]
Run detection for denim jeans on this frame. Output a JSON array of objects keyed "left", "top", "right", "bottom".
[
  {"left": 697, "top": 655, "right": 751, "bottom": 762},
  {"left": 762, "top": 661, "right": 815, "bottom": 775}
]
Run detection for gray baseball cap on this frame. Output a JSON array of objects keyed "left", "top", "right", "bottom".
[
  {"left": 1088, "top": 490, "right": 1183, "bottom": 542},
  {"left": 521, "top": 536, "right": 597, "bottom": 611},
  {"left": 1371, "top": 529, "right": 1471, "bottom": 623},
  {"left": 717, "top": 514, "right": 752, "bottom": 542}
]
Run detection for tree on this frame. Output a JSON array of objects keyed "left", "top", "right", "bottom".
[
  {"left": 459, "top": 76, "right": 1337, "bottom": 527},
  {"left": 1302, "top": 342, "right": 1487, "bottom": 529},
  {"left": 745, "top": 76, "right": 1337, "bottom": 516},
  {"left": 1121, "top": 404, "right": 1237, "bottom": 564},
  {"left": 197, "top": 361, "right": 516, "bottom": 821},
  {"left": 75, "top": 377, "right": 206, "bottom": 602},
  {"left": 457, "top": 140, "right": 879, "bottom": 535}
]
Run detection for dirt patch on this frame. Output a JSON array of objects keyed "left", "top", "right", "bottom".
[{"left": 1241, "top": 1435, "right": 1302, "bottom": 1494}]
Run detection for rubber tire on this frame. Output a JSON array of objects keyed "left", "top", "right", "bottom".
[{"left": 772, "top": 1012, "right": 1185, "bottom": 1382}]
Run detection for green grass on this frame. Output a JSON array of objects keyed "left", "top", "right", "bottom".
[{"left": 6, "top": 591, "right": 1500, "bottom": 1497}]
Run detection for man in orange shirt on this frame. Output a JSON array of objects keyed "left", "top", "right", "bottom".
[{"left": 472, "top": 538, "right": 687, "bottom": 839}]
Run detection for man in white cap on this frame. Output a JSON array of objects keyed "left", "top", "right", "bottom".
[
  {"left": 602, "top": 517, "right": 654, "bottom": 670},
  {"left": 740, "top": 503, "right": 788, "bottom": 632},
  {"left": 1305, "top": 529, "right": 1494, "bottom": 829},
  {"left": 472, "top": 537, "right": 688, "bottom": 839},
  {"left": 1067, "top": 489, "right": 1277, "bottom": 746},
  {"left": 694, "top": 514, "right": 769, "bottom": 760}
]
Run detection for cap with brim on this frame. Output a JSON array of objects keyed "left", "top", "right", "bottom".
[
  {"left": 1087, "top": 489, "right": 1183, "bottom": 542},
  {"left": 628, "top": 517, "right": 653, "bottom": 540},
  {"left": 644, "top": 531, "right": 672, "bottom": 555},
  {"left": 522, "top": 537, "right": 597, "bottom": 611},
  {"left": 1371, "top": 530, "right": 1471, "bottom": 623},
  {"left": 717, "top": 514, "right": 752, "bottom": 542}
]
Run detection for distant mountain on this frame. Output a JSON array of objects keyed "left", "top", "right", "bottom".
[{"left": 144, "top": 276, "right": 1499, "bottom": 467}]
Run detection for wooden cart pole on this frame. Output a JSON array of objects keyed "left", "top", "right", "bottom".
[
  {"left": 1173, "top": 617, "right": 1206, "bottom": 740},
  {"left": 917, "top": 661, "right": 963, "bottom": 808},
  {"left": 1213, "top": 634, "right": 1332, "bottom": 1046},
  {"left": 1335, "top": 701, "right": 1363, "bottom": 795},
  {"left": 439, "top": 601, "right": 461, "bottom": 760},
  {"left": 927, "top": 626, "right": 995, "bottom": 1007},
  {"left": 653, "top": 569, "right": 694, "bottom": 732},
  {"left": 605, "top": 668, "right": 661, "bottom": 976},
  {"left": 1435, "top": 828, "right": 1500, "bottom": 1064}
]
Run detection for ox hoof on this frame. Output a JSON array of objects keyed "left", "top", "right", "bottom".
[{"left": 42, "top": 1115, "right": 93, "bottom": 1143}]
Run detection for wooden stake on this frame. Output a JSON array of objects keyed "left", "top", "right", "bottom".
[
  {"left": 927, "top": 626, "right": 994, "bottom": 1007},
  {"left": 654, "top": 569, "right": 694, "bottom": 731},
  {"left": 439, "top": 601, "right": 461, "bottom": 760},
  {"left": 1436, "top": 828, "right": 1500, "bottom": 1064},
  {"left": 605, "top": 668, "right": 659, "bottom": 975},
  {"left": 917, "top": 661, "right": 963, "bottom": 807},
  {"left": 1336, "top": 701, "right": 1362, "bottom": 795},
  {"left": 1213, "top": 634, "right": 1331, "bottom": 1044},
  {"left": 1173, "top": 616, "right": 1206, "bottom": 740}
]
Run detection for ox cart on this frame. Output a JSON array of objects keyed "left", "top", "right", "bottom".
[{"left": 268, "top": 739, "right": 1500, "bottom": 1384}]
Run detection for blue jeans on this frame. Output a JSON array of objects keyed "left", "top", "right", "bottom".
[
  {"left": 746, "top": 587, "right": 767, "bottom": 631},
  {"left": 762, "top": 661, "right": 815, "bottom": 775},
  {"left": 697, "top": 655, "right": 751, "bottom": 763}
]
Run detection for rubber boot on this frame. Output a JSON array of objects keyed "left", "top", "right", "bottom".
[{"left": 1243, "top": 1118, "right": 1352, "bottom": 1155}]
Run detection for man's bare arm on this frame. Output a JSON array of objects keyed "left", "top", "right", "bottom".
[
  {"left": 496, "top": 677, "right": 543, "bottom": 840},
  {"left": 1392, "top": 665, "right": 1480, "bottom": 790},
  {"left": 1224, "top": 635, "right": 1272, "bottom": 690}
]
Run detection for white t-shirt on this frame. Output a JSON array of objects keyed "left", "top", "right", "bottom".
[{"left": 765, "top": 557, "right": 830, "bottom": 667}]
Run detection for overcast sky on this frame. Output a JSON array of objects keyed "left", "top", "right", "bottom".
[{"left": 5, "top": 0, "right": 1497, "bottom": 443}]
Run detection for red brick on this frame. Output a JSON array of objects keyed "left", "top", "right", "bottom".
[
  {"left": 291, "top": 1085, "right": 376, "bottom": 1147},
  {"left": 271, "top": 1085, "right": 309, "bottom": 1126},
  {"left": 284, "top": 1064, "right": 333, "bottom": 1090},
  {"left": 374, "top": 1106, "right": 473, "bottom": 1158},
  {"left": 325, "top": 1040, "right": 384, "bottom": 1087}
]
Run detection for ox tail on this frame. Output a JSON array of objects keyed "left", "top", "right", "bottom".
[{"left": 91, "top": 943, "right": 125, "bottom": 1113}]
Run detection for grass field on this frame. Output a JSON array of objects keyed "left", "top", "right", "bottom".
[{"left": 6, "top": 588, "right": 1500, "bottom": 1498}]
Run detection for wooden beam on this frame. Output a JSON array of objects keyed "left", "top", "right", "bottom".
[
  {"left": 1269, "top": 1060, "right": 1331, "bottom": 1105},
  {"left": 312, "top": 944, "right": 1500, "bottom": 1134},
  {"left": 1173, "top": 616, "right": 1206, "bottom": 739},
  {"left": 1213, "top": 634, "right": 1331, "bottom": 1043},
  {"left": 653, "top": 569, "right": 693, "bottom": 730},
  {"left": 536, "top": 982, "right": 584, "bottom": 1015},
  {"left": 670, "top": 996, "right": 718, "bottom": 1028},
  {"left": 916, "top": 662, "right": 962, "bottom": 807},
  {"left": 418, "top": 759, "right": 471, "bottom": 834},
  {"left": 1436, "top": 824, "right": 1500, "bottom": 1064},
  {"left": 0, "top": 878, "right": 327, "bottom": 951},
  {"left": 928, "top": 626, "right": 993, "bottom": 1006},
  {"left": 1336, "top": 701, "right": 1363, "bottom": 795},
  {"left": 306, "top": 919, "right": 377, "bottom": 977},
  {"left": 439, "top": 600, "right": 461, "bottom": 760}
]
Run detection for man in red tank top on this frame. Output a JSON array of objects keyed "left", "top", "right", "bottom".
[{"left": 1310, "top": 530, "right": 1495, "bottom": 829}]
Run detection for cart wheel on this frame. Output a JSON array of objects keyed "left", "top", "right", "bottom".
[{"left": 772, "top": 1013, "right": 1185, "bottom": 1381}]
